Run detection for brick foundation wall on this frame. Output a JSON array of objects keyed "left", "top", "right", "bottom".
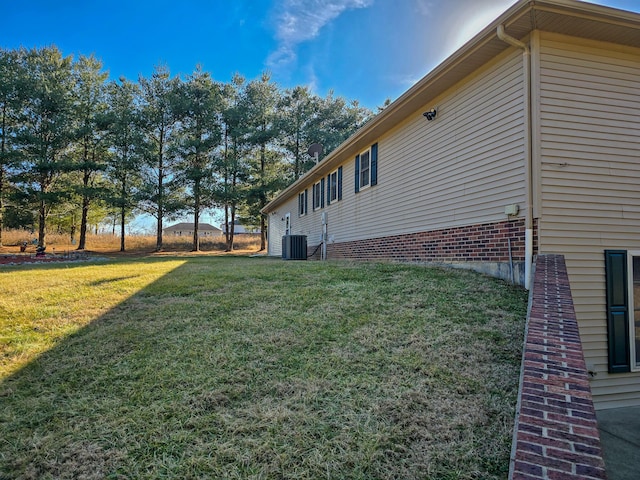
[
  {"left": 510, "top": 255, "right": 606, "bottom": 480},
  {"left": 314, "top": 218, "right": 526, "bottom": 263}
]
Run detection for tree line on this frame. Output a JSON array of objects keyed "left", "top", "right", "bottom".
[{"left": 0, "top": 46, "right": 373, "bottom": 252}]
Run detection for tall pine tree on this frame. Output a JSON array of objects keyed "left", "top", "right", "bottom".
[
  {"left": 0, "top": 48, "right": 23, "bottom": 246},
  {"left": 105, "top": 78, "right": 144, "bottom": 252},
  {"left": 216, "top": 75, "right": 249, "bottom": 251},
  {"left": 71, "top": 54, "right": 109, "bottom": 250},
  {"left": 138, "top": 65, "right": 182, "bottom": 251},
  {"left": 240, "top": 72, "right": 284, "bottom": 251},
  {"left": 173, "top": 68, "right": 223, "bottom": 251},
  {"left": 14, "top": 47, "right": 74, "bottom": 247},
  {"left": 278, "top": 86, "right": 317, "bottom": 179}
]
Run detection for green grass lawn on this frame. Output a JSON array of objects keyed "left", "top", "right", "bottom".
[{"left": 0, "top": 256, "right": 527, "bottom": 479}]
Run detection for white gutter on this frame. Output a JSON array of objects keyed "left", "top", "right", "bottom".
[{"left": 497, "top": 24, "right": 533, "bottom": 290}]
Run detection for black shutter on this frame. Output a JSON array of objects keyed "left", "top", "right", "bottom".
[
  {"left": 355, "top": 154, "right": 360, "bottom": 193},
  {"left": 304, "top": 189, "right": 308, "bottom": 215},
  {"left": 321, "top": 178, "right": 325, "bottom": 208},
  {"left": 337, "top": 166, "right": 343, "bottom": 201},
  {"left": 326, "top": 175, "right": 331, "bottom": 205},
  {"left": 605, "top": 250, "right": 631, "bottom": 373},
  {"left": 371, "top": 143, "right": 378, "bottom": 186}
]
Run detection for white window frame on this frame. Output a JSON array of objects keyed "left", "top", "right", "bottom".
[
  {"left": 298, "top": 190, "right": 307, "bottom": 216},
  {"left": 359, "top": 148, "right": 371, "bottom": 190},
  {"left": 627, "top": 251, "right": 640, "bottom": 371},
  {"left": 329, "top": 169, "right": 338, "bottom": 203},
  {"left": 313, "top": 181, "right": 322, "bottom": 210}
]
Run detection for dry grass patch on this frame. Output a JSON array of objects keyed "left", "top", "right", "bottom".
[
  {"left": 0, "top": 257, "right": 527, "bottom": 479},
  {"left": 0, "top": 229, "right": 261, "bottom": 254}
]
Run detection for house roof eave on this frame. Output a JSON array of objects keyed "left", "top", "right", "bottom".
[{"left": 262, "top": 0, "right": 640, "bottom": 214}]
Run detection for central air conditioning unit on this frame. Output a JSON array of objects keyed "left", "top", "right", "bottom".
[{"left": 282, "top": 235, "right": 307, "bottom": 260}]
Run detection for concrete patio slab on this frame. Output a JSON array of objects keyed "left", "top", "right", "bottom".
[{"left": 597, "top": 406, "right": 640, "bottom": 480}]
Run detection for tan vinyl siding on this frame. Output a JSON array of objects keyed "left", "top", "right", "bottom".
[
  {"left": 537, "top": 33, "right": 640, "bottom": 409},
  {"left": 273, "top": 193, "right": 324, "bottom": 252},
  {"left": 266, "top": 197, "right": 297, "bottom": 257},
  {"left": 323, "top": 49, "right": 526, "bottom": 245},
  {"left": 277, "top": 49, "right": 527, "bottom": 251}
]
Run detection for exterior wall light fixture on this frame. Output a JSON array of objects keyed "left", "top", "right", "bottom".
[{"left": 423, "top": 108, "right": 437, "bottom": 121}]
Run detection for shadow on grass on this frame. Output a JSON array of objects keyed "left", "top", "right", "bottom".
[{"left": 0, "top": 256, "right": 527, "bottom": 480}]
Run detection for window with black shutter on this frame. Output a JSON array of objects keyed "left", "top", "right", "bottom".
[
  {"left": 355, "top": 143, "right": 378, "bottom": 193},
  {"left": 298, "top": 190, "right": 307, "bottom": 216},
  {"left": 312, "top": 182, "right": 322, "bottom": 210},
  {"left": 327, "top": 167, "right": 341, "bottom": 204},
  {"left": 605, "top": 250, "right": 632, "bottom": 373}
]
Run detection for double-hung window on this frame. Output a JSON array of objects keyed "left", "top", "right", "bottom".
[
  {"left": 298, "top": 189, "right": 307, "bottom": 216},
  {"left": 326, "top": 167, "right": 343, "bottom": 205},
  {"left": 605, "top": 250, "right": 640, "bottom": 372},
  {"left": 355, "top": 143, "right": 378, "bottom": 193},
  {"left": 360, "top": 151, "right": 370, "bottom": 189},
  {"left": 312, "top": 179, "right": 324, "bottom": 211}
]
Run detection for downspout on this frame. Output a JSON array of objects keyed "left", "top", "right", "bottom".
[{"left": 497, "top": 24, "right": 533, "bottom": 290}]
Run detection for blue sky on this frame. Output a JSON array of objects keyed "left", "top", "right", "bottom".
[
  {"left": 3, "top": 0, "right": 639, "bottom": 231},
  {"left": 3, "top": 0, "right": 639, "bottom": 111}
]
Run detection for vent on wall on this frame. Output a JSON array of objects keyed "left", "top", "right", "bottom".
[{"left": 282, "top": 235, "right": 307, "bottom": 260}]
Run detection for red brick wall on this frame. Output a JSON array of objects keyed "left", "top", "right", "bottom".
[
  {"left": 510, "top": 255, "right": 606, "bottom": 480},
  {"left": 313, "top": 218, "right": 526, "bottom": 263}
]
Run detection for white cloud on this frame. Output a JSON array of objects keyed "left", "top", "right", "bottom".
[
  {"left": 267, "top": 45, "right": 297, "bottom": 70},
  {"left": 303, "top": 64, "right": 320, "bottom": 94},
  {"left": 414, "top": 0, "right": 435, "bottom": 17},
  {"left": 267, "top": 0, "right": 373, "bottom": 68}
]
